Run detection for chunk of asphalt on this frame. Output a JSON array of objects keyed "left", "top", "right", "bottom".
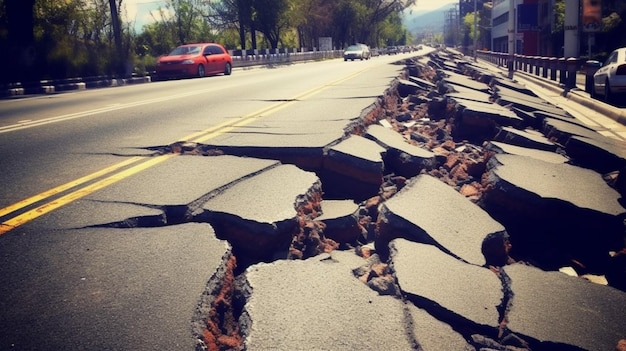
[
  {"left": 446, "top": 90, "right": 493, "bottom": 104},
  {"left": 565, "top": 134, "right": 626, "bottom": 173},
  {"left": 542, "top": 116, "right": 605, "bottom": 145},
  {"left": 405, "top": 303, "right": 476, "bottom": 351},
  {"left": 239, "top": 252, "right": 421, "bottom": 350},
  {"left": 485, "top": 141, "right": 568, "bottom": 164},
  {"left": 510, "top": 106, "right": 541, "bottom": 126},
  {"left": 0, "top": 223, "right": 229, "bottom": 351},
  {"left": 22, "top": 198, "right": 165, "bottom": 229},
  {"left": 316, "top": 200, "right": 361, "bottom": 243},
  {"left": 491, "top": 76, "right": 539, "bottom": 97},
  {"left": 87, "top": 155, "right": 279, "bottom": 208},
  {"left": 390, "top": 239, "right": 502, "bottom": 331},
  {"left": 441, "top": 72, "right": 492, "bottom": 93},
  {"left": 534, "top": 109, "right": 574, "bottom": 123},
  {"left": 503, "top": 263, "right": 626, "bottom": 351},
  {"left": 493, "top": 84, "right": 556, "bottom": 107},
  {"left": 201, "top": 119, "right": 351, "bottom": 169},
  {"left": 496, "top": 94, "right": 568, "bottom": 117},
  {"left": 407, "top": 75, "right": 437, "bottom": 90},
  {"left": 378, "top": 174, "right": 506, "bottom": 266},
  {"left": 364, "top": 124, "right": 436, "bottom": 177},
  {"left": 450, "top": 97, "right": 524, "bottom": 133},
  {"left": 484, "top": 154, "right": 626, "bottom": 271},
  {"left": 323, "top": 134, "right": 386, "bottom": 184},
  {"left": 397, "top": 78, "right": 424, "bottom": 97},
  {"left": 493, "top": 126, "right": 561, "bottom": 152},
  {"left": 202, "top": 164, "right": 321, "bottom": 260},
  {"left": 487, "top": 154, "right": 624, "bottom": 216}
]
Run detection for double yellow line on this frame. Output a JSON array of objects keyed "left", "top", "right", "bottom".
[{"left": 0, "top": 69, "right": 367, "bottom": 236}]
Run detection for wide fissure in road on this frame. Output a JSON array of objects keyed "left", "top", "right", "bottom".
[{"left": 1, "top": 50, "right": 626, "bottom": 351}]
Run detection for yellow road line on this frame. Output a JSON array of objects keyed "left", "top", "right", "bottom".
[
  {"left": 0, "top": 156, "right": 144, "bottom": 218},
  {"left": 0, "top": 154, "right": 174, "bottom": 236},
  {"left": 0, "top": 68, "right": 369, "bottom": 236}
]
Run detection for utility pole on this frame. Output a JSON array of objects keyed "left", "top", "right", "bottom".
[
  {"left": 507, "top": 0, "right": 516, "bottom": 78},
  {"left": 473, "top": 0, "right": 478, "bottom": 61},
  {"left": 109, "top": 0, "right": 125, "bottom": 76},
  {"left": 564, "top": 0, "right": 580, "bottom": 58}
]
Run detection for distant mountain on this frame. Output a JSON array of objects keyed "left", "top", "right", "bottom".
[{"left": 402, "top": 3, "right": 457, "bottom": 34}]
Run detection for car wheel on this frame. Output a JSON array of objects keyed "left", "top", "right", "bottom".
[
  {"left": 605, "top": 80, "right": 612, "bottom": 103},
  {"left": 224, "top": 62, "right": 232, "bottom": 76},
  {"left": 197, "top": 64, "right": 205, "bottom": 78}
]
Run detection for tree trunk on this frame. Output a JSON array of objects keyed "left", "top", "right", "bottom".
[
  {"left": 109, "top": 0, "right": 126, "bottom": 76},
  {"left": 4, "top": 0, "right": 36, "bottom": 82}
]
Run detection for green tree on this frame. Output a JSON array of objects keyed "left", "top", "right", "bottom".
[{"left": 251, "top": 0, "right": 290, "bottom": 48}]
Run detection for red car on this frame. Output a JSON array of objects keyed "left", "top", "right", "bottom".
[{"left": 156, "top": 43, "right": 232, "bottom": 79}]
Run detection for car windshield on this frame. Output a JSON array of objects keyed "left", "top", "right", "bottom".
[
  {"left": 169, "top": 46, "right": 201, "bottom": 56},
  {"left": 346, "top": 45, "right": 360, "bottom": 51}
]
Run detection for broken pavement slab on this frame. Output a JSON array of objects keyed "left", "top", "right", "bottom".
[
  {"left": 504, "top": 263, "right": 626, "bottom": 351},
  {"left": 0, "top": 223, "right": 229, "bottom": 351},
  {"left": 364, "top": 124, "right": 436, "bottom": 177},
  {"left": 450, "top": 96, "right": 524, "bottom": 136},
  {"left": 316, "top": 200, "right": 361, "bottom": 243},
  {"left": 565, "top": 134, "right": 626, "bottom": 174},
  {"left": 87, "top": 155, "right": 280, "bottom": 209},
  {"left": 240, "top": 252, "right": 421, "bottom": 351},
  {"left": 323, "top": 134, "right": 386, "bottom": 185},
  {"left": 202, "top": 164, "right": 321, "bottom": 260},
  {"left": 390, "top": 239, "right": 503, "bottom": 332},
  {"left": 490, "top": 76, "right": 539, "bottom": 97},
  {"left": 440, "top": 71, "right": 492, "bottom": 94},
  {"left": 241, "top": 249, "right": 475, "bottom": 350},
  {"left": 485, "top": 153, "right": 625, "bottom": 217},
  {"left": 378, "top": 174, "right": 506, "bottom": 266},
  {"left": 492, "top": 126, "right": 561, "bottom": 152},
  {"left": 24, "top": 198, "right": 166, "bottom": 230},
  {"left": 407, "top": 75, "right": 437, "bottom": 90},
  {"left": 542, "top": 116, "right": 605, "bottom": 145},
  {"left": 484, "top": 141, "right": 568, "bottom": 164},
  {"left": 484, "top": 153, "right": 626, "bottom": 271}
]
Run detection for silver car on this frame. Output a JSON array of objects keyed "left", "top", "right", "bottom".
[
  {"left": 593, "top": 47, "right": 626, "bottom": 102},
  {"left": 343, "top": 44, "right": 371, "bottom": 61}
]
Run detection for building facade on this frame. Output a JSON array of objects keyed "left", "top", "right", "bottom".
[{"left": 489, "top": 0, "right": 554, "bottom": 56}]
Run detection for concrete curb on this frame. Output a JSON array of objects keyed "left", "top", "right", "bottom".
[
  {"left": 512, "top": 70, "right": 626, "bottom": 126},
  {"left": 1, "top": 76, "right": 151, "bottom": 97}
]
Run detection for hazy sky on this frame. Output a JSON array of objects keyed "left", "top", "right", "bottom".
[
  {"left": 122, "top": 0, "right": 460, "bottom": 32},
  {"left": 410, "top": 0, "right": 459, "bottom": 12}
]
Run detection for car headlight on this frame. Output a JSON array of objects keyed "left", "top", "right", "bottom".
[{"left": 182, "top": 59, "right": 194, "bottom": 64}]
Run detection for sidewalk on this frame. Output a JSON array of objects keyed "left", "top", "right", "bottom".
[{"left": 477, "top": 59, "right": 626, "bottom": 142}]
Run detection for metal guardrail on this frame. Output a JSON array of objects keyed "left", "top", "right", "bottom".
[
  {"left": 476, "top": 50, "right": 602, "bottom": 93},
  {"left": 0, "top": 49, "right": 344, "bottom": 97},
  {"left": 230, "top": 49, "right": 343, "bottom": 68}
]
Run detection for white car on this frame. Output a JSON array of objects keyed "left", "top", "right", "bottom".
[
  {"left": 343, "top": 44, "right": 371, "bottom": 61},
  {"left": 593, "top": 47, "right": 626, "bottom": 102}
]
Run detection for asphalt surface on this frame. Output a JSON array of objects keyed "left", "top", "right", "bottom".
[{"left": 1, "top": 48, "right": 626, "bottom": 351}]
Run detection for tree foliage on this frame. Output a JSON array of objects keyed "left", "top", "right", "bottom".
[{"left": 0, "top": 0, "right": 416, "bottom": 83}]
